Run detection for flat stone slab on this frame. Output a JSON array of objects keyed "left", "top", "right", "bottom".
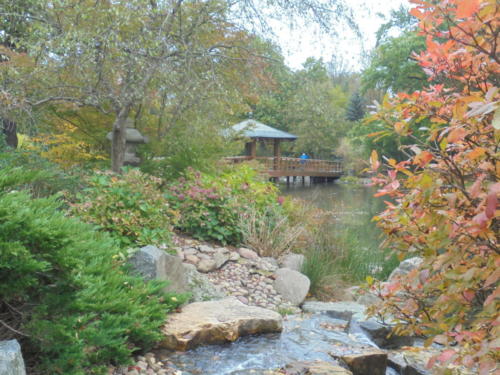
[
  {"left": 160, "top": 297, "right": 282, "bottom": 351},
  {"left": 282, "top": 361, "right": 353, "bottom": 375},
  {"left": 340, "top": 349, "right": 387, "bottom": 375},
  {"left": 302, "top": 301, "right": 367, "bottom": 321}
]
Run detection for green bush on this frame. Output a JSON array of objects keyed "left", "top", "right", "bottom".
[
  {"left": 0, "top": 165, "right": 184, "bottom": 374},
  {"left": 72, "top": 168, "right": 175, "bottom": 247},
  {"left": 165, "top": 165, "right": 280, "bottom": 245},
  {"left": 0, "top": 149, "right": 84, "bottom": 198}
]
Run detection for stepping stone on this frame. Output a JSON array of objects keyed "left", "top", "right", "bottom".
[{"left": 160, "top": 297, "right": 282, "bottom": 351}]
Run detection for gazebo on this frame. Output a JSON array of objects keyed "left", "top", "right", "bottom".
[
  {"left": 230, "top": 119, "right": 297, "bottom": 167},
  {"left": 226, "top": 119, "right": 343, "bottom": 181}
]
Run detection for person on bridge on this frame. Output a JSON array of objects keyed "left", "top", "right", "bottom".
[{"left": 300, "top": 153, "right": 309, "bottom": 169}]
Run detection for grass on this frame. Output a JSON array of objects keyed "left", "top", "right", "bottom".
[{"left": 299, "top": 217, "right": 399, "bottom": 299}]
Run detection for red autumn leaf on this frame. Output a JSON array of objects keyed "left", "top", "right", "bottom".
[
  {"left": 438, "top": 349, "right": 456, "bottom": 363},
  {"left": 463, "top": 290, "right": 475, "bottom": 302},
  {"left": 456, "top": 0, "right": 480, "bottom": 18},
  {"left": 469, "top": 175, "right": 485, "bottom": 198},
  {"left": 485, "top": 192, "right": 497, "bottom": 219},
  {"left": 413, "top": 151, "right": 433, "bottom": 167},
  {"left": 472, "top": 212, "right": 488, "bottom": 228},
  {"left": 447, "top": 127, "right": 467, "bottom": 143},
  {"left": 409, "top": 8, "right": 424, "bottom": 19}
]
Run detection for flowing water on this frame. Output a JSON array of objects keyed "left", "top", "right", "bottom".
[
  {"left": 162, "top": 181, "right": 400, "bottom": 375},
  {"left": 163, "top": 313, "right": 398, "bottom": 375}
]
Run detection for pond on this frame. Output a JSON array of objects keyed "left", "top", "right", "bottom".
[{"left": 281, "top": 180, "right": 398, "bottom": 281}]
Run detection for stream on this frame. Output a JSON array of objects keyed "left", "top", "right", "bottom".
[
  {"left": 162, "top": 182, "right": 399, "bottom": 374},
  {"left": 163, "top": 312, "right": 399, "bottom": 375}
]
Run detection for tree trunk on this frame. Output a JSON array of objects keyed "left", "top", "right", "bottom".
[{"left": 111, "top": 106, "right": 131, "bottom": 173}]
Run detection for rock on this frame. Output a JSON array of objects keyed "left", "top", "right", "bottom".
[
  {"left": 213, "top": 251, "right": 229, "bottom": 269},
  {"left": 197, "top": 259, "right": 217, "bottom": 273},
  {"left": 302, "top": 301, "right": 366, "bottom": 321},
  {"left": 387, "top": 348, "right": 475, "bottom": 375},
  {"left": 174, "top": 247, "right": 184, "bottom": 260},
  {"left": 273, "top": 268, "right": 310, "bottom": 306},
  {"left": 129, "top": 245, "right": 189, "bottom": 293},
  {"left": 356, "top": 292, "right": 381, "bottom": 306},
  {"left": 129, "top": 245, "right": 166, "bottom": 281},
  {"left": 238, "top": 247, "right": 259, "bottom": 260},
  {"left": 280, "top": 253, "right": 305, "bottom": 272},
  {"left": 338, "top": 349, "right": 387, "bottom": 375},
  {"left": 198, "top": 244, "right": 215, "bottom": 253},
  {"left": 0, "top": 340, "right": 26, "bottom": 375},
  {"left": 160, "top": 297, "right": 282, "bottom": 351},
  {"left": 183, "top": 263, "right": 225, "bottom": 302},
  {"left": 257, "top": 258, "right": 279, "bottom": 272},
  {"left": 358, "top": 320, "right": 414, "bottom": 349},
  {"left": 185, "top": 254, "right": 200, "bottom": 265},
  {"left": 183, "top": 247, "right": 198, "bottom": 256},
  {"left": 229, "top": 252, "right": 240, "bottom": 262},
  {"left": 388, "top": 257, "right": 423, "bottom": 281},
  {"left": 282, "top": 361, "right": 352, "bottom": 375}
]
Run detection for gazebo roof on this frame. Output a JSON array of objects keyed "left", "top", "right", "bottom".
[{"left": 231, "top": 119, "right": 297, "bottom": 141}]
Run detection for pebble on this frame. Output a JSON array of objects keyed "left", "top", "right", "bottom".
[{"left": 109, "top": 236, "right": 301, "bottom": 375}]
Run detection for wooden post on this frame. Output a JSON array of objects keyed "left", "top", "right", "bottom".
[
  {"left": 250, "top": 140, "right": 257, "bottom": 159},
  {"left": 273, "top": 139, "right": 281, "bottom": 170}
]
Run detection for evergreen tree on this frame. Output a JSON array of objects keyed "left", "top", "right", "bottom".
[{"left": 346, "top": 92, "right": 365, "bottom": 121}]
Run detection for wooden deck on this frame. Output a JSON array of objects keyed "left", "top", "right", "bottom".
[{"left": 225, "top": 156, "right": 343, "bottom": 178}]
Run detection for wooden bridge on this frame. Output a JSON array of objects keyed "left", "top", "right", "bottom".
[
  {"left": 226, "top": 119, "right": 343, "bottom": 182},
  {"left": 225, "top": 156, "right": 343, "bottom": 179}
]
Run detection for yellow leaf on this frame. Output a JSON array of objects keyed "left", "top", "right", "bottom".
[{"left": 467, "top": 147, "right": 486, "bottom": 160}]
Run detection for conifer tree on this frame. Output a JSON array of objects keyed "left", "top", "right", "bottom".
[{"left": 346, "top": 92, "right": 365, "bottom": 121}]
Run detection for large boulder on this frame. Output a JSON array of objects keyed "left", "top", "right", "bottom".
[
  {"left": 129, "top": 245, "right": 189, "bottom": 293},
  {"left": 197, "top": 259, "right": 217, "bottom": 273},
  {"left": 279, "top": 253, "right": 305, "bottom": 272},
  {"left": 358, "top": 320, "right": 414, "bottom": 349},
  {"left": 0, "top": 340, "right": 26, "bottom": 375},
  {"left": 160, "top": 297, "right": 282, "bottom": 351},
  {"left": 182, "top": 263, "right": 225, "bottom": 302},
  {"left": 388, "top": 257, "right": 423, "bottom": 282},
  {"left": 282, "top": 361, "right": 352, "bottom": 375},
  {"left": 273, "top": 268, "right": 310, "bottom": 306},
  {"left": 338, "top": 349, "right": 387, "bottom": 375}
]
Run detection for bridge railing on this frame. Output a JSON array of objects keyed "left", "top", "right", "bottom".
[{"left": 224, "top": 156, "right": 343, "bottom": 174}]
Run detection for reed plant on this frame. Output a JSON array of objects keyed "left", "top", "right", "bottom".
[{"left": 239, "top": 205, "right": 304, "bottom": 258}]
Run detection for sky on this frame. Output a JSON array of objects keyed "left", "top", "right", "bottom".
[{"left": 270, "top": 0, "right": 408, "bottom": 71}]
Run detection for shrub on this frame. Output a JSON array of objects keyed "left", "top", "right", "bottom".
[
  {"left": 239, "top": 205, "right": 304, "bottom": 258},
  {"left": 366, "top": 1, "right": 499, "bottom": 371},
  {"left": 0, "top": 165, "right": 184, "bottom": 374},
  {"left": 72, "top": 168, "right": 175, "bottom": 247},
  {"left": 0, "top": 149, "right": 84, "bottom": 199},
  {"left": 165, "top": 165, "right": 280, "bottom": 245}
]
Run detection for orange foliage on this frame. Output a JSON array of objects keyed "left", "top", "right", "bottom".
[{"left": 366, "top": 0, "right": 499, "bottom": 373}]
